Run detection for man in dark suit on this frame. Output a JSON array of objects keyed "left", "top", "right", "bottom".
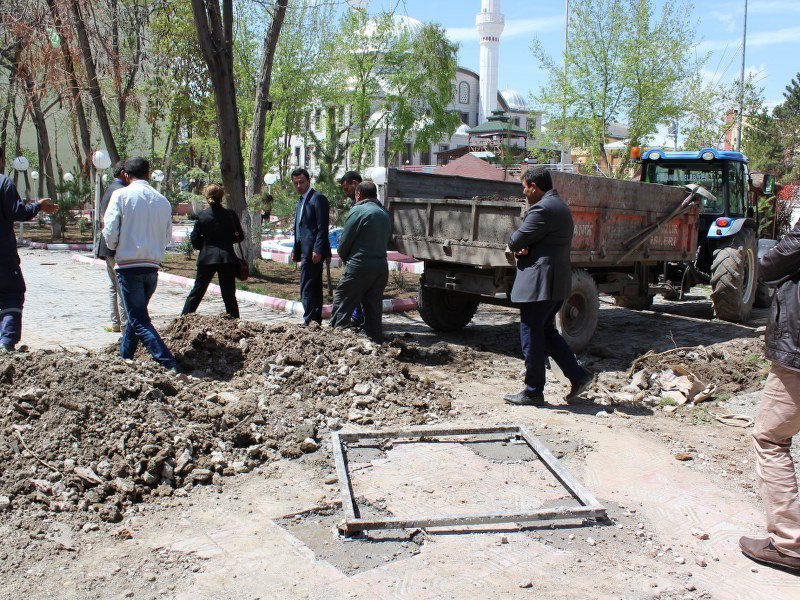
[
  {"left": 504, "top": 166, "right": 592, "bottom": 406},
  {"left": 95, "top": 161, "right": 128, "bottom": 332},
  {"left": 290, "top": 167, "right": 330, "bottom": 325}
]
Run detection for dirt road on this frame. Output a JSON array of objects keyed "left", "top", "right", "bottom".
[{"left": 3, "top": 250, "right": 799, "bottom": 599}]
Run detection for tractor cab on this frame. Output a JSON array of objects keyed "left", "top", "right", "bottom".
[{"left": 640, "top": 148, "right": 753, "bottom": 248}]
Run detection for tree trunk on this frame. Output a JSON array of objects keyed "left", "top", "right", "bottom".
[
  {"left": 70, "top": 0, "right": 120, "bottom": 163},
  {"left": 47, "top": 0, "right": 91, "bottom": 167},
  {"left": 247, "top": 0, "right": 288, "bottom": 199},
  {"left": 190, "top": 0, "right": 250, "bottom": 265}
]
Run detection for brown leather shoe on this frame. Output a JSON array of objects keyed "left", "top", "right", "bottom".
[{"left": 739, "top": 536, "right": 800, "bottom": 572}]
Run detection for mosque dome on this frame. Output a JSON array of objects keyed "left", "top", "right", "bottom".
[
  {"left": 500, "top": 88, "right": 528, "bottom": 111},
  {"left": 363, "top": 14, "right": 425, "bottom": 39},
  {"left": 454, "top": 123, "right": 471, "bottom": 136}
]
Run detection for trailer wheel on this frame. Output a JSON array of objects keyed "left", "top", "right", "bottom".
[
  {"left": 417, "top": 278, "right": 480, "bottom": 332},
  {"left": 754, "top": 281, "right": 774, "bottom": 308},
  {"left": 710, "top": 228, "right": 757, "bottom": 322},
  {"left": 557, "top": 269, "right": 599, "bottom": 353}
]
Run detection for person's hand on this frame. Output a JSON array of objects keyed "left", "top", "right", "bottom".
[
  {"left": 514, "top": 248, "right": 529, "bottom": 257},
  {"left": 311, "top": 251, "right": 322, "bottom": 264},
  {"left": 290, "top": 251, "right": 297, "bottom": 263},
  {"left": 38, "top": 198, "right": 58, "bottom": 215}
]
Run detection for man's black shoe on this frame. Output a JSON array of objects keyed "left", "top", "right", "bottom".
[
  {"left": 503, "top": 391, "right": 545, "bottom": 406},
  {"left": 566, "top": 372, "right": 594, "bottom": 404}
]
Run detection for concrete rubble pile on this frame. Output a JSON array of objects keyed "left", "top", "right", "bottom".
[{"left": 0, "top": 315, "right": 453, "bottom": 523}]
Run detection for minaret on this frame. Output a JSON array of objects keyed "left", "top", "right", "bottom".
[{"left": 476, "top": 0, "right": 504, "bottom": 124}]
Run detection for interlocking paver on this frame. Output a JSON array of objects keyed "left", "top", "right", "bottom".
[{"left": 18, "top": 249, "right": 295, "bottom": 350}]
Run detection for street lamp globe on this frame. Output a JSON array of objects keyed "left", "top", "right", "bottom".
[
  {"left": 92, "top": 149, "right": 112, "bottom": 170},
  {"left": 263, "top": 173, "right": 278, "bottom": 185},
  {"left": 366, "top": 166, "right": 387, "bottom": 185},
  {"left": 30, "top": 171, "right": 39, "bottom": 182},
  {"left": 63, "top": 172, "right": 75, "bottom": 183},
  {"left": 151, "top": 169, "right": 165, "bottom": 183},
  {"left": 13, "top": 156, "right": 29, "bottom": 171}
]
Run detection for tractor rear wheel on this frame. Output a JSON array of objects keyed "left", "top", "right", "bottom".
[{"left": 710, "top": 228, "right": 757, "bottom": 322}]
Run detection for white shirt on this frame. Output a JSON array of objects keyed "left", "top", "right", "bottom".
[{"left": 103, "top": 179, "right": 172, "bottom": 270}]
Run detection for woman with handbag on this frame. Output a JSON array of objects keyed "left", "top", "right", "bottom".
[{"left": 181, "top": 183, "right": 244, "bottom": 318}]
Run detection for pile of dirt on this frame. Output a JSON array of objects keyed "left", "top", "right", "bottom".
[{"left": 0, "top": 315, "right": 453, "bottom": 523}]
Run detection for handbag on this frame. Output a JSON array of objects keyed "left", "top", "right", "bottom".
[
  {"left": 236, "top": 242, "right": 249, "bottom": 281},
  {"left": 226, "top": 209, "right": 249, "bottom": 281}
]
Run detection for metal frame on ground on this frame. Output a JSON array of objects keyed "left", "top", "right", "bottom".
[{"left": 331, "top": 424, "right": 606, "bottom": 535}]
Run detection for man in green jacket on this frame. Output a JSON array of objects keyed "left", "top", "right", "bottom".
[{"left": 329, "top": 180, "right": 391, "bottom": 342}]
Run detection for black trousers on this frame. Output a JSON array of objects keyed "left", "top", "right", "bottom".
[
  {"left": 0, "top": 263, "right": 25, "bottom": 347},
  {"left": 330, "top": 265, "right": 388, "bottom": 342},
  {"left": 300, "top": 258, "right": 324, "bottom": 325},
  {"left": 519, "top": 300, "right": 586, "bottom": 394},
  {"left": 182, "top": 263, "right": 239, "bottom": 318}
]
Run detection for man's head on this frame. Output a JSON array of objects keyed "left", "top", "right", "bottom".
[
  {"left": 124, "top": 157, "right": 149, "bottom": 181},
  {"left": 520, "top": 166, "right": 553, "bottom": 204},
  {"left": 290, "top": 167, "right": 311, "bottom": 196},
  {"left": 355, "top": 180, "right": 378, "bottom": 203},
  {"left": 112, "top": 160, "right": 127, "bottom": 184},
  {"left": 339, "top": 171, "right": 363, "bottom": 200}
]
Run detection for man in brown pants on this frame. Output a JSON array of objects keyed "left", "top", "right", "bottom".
[{"left": 740, "top": 219, "right": 800, "bottom": 572}]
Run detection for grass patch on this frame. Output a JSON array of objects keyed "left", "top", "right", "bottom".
[{"left": 658, "top": 396, "right": 679, "bottom": 407}]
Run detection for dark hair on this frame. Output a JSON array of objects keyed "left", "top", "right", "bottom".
[
  {"left": 339, "top": 170, "right": 363, "bottom": 184},
  {"left": 357, "top": 181, "right": 378, "bottom": 199},
  {"left": 112, "top": 160, "right": 126, "bottom": 179},
  {"left": 290, "top": 167, "right": 310, "bottom": 180},
  {"left": 124, "top": 157, "right": 150, "bottom": 179},
  {"left": 521, "top": 166, "right": 553, "bottom": 192}
]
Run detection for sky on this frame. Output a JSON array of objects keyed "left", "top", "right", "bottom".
[{"left": 359, "top": 0, "right": 800, "bottom": 146}]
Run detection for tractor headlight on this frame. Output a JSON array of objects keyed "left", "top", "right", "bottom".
[{"left": 701, "top": 151, "right": 715, "bottom": 161}]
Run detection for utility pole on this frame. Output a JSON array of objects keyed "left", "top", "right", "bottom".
[{"left": 736, "top": 0, "right": 748, "bottom": 151}]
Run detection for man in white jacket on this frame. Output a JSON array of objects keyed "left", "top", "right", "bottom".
[{"left": 103, "top": 157, "right": 176, "bottom": 369}]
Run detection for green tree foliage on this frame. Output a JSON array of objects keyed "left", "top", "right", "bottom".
[
  {"left": 334, "top": 10, "right": 459, "bottom": 170},
  {"left": 774, "top": 73, "right": 800, "bottom": 180},
  {"left": 532, "top": 0, "right": 703, "bottom": 178}
]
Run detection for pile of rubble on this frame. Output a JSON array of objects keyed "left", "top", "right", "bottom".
[
  {"left": 592, "top": 337, "right": 769, "bottom": 411},
  {"left": 0, "top": 315, "right": 453, "bottom": 522}
]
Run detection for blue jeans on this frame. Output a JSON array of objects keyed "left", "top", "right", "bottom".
[
  {"left": 519, "top": 300, "right": 587, "bottom": 395},
  {"left": 116, "top": 268, "right": 176, "bottom": 368}
]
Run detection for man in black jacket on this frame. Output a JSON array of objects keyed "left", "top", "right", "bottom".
[
  {"left": 291, "top": 168, "right": 330, "bottom": 325},
  {"left": 740, "top": 219, "right": 800, "bottom": 572},
  {"left": 503, "top": 167, "right": 592, "bottom": 405},
  {"left": 0, "top": 174, "right": 57, "bottom": 352},
  {"left": 95, "top": 161, "right": 128, "bottom": 332}
]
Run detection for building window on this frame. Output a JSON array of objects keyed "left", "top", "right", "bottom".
[
  {"left": 514, "top": 117, "right": 521, "bottom": 126},
  {"left": 438, "top": 144, "right": 449, "bottom": 153},
  {"left": 314, "top": 108, "right": 322, "bottom": 127},
  {"left": 294, "top": 147, "right": 301, "bottom": 164},
  {"left": 402, "top": 142, "right": 413, "bottom": 165},
  {"left": 459, "top": 81, "right": 470, "bottom": 104},
  {"left": 420, "top": 148, "right": 431, "bottom": 165},
  {"left": 460, "top": 112, "right": 470, "bottom": 125}
]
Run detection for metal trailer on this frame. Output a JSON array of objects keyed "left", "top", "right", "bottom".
[{"left": 386, "top": 168, "right": 700, "bottom": 351}]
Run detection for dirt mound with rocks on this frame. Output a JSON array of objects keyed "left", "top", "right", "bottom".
[{"left": 0, "top": 315, "right": 453, "bottom": 524}]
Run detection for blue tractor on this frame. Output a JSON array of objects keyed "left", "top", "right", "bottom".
[{"left": 638, "top": 148, "right": 776, "bottom": 322}]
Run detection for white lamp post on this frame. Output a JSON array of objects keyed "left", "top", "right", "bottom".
[
  {"left": 13, "top": 157, "right": 29, "bottom": 241},
  {"left": 91, "top": 150, "right": 112, "bottom": 253},
  {"left": 151, "top": 169, "right": 165, "bottom": 191},
  {"left": 63, "top": 171, "right": 74, "bottom": 183}
]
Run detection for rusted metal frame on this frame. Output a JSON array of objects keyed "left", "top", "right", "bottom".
[
  {"left": 330, "top": 432, "right": 358, "bottom": 522},
  {"left": 334, "top": 425, "right": 606, "bottom": 535},
  {"left": 336, "top": 425, "right": 519, "bottom": 442},
  {"left": 517, "top": 426, "right": 604, "bottom": 511},
  {"left": 393, "top": 196, "right": 521, "bottom": 209},
  {"left": 342, "top": 505, "right": 605, "bottom": 533}
]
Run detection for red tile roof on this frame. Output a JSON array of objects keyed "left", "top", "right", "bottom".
[{"left": 434, "top": 153, "right": 512, "bottom": 181}]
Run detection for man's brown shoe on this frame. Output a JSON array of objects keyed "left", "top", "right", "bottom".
[{"left": 739, "top": 536, "right": 800, "bottom": 572}]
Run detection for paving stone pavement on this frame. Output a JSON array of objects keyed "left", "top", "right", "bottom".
[
  {"left": 18, "top": 249, "right": 297, "bottom": 351},
  {"left": 17, "top": 248, "right": 494, "bottom": 352}
]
